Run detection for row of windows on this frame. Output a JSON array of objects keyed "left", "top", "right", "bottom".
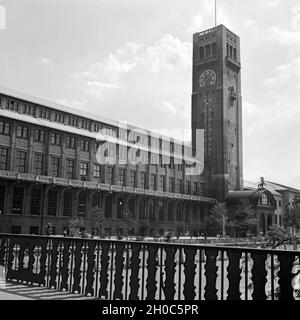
[
  {"left": 2, "top": 123, "right": 185, "bottom": 158},
  {"left": 1, "top": 119, "right": 186, "bottom": 157},
  {"left": 0, "top": 122, "right": 91, "bottom": 150},
  {"left": 199, "top": 42, "right": 217, "bottom": 59},
  {"left": 227, "top": 43, "right": 237, "bottom": 60},
  {"left": 0, "top": 148, "right": 194, "bottom": 187},
  {"left": 2, "top": 149, "right": 199, "bottom": 194}
]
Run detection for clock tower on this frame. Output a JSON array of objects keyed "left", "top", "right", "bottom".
[{"left": 191, "top": 25, "right": 243, "bottom": 201}]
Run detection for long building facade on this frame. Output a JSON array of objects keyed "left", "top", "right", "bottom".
[{"left": 0, "top": 87, "right": 214, "bottom": 236}]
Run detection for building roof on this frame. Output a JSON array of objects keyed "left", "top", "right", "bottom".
[
  {"left": 225, "top": 188, "right": 276, "bottom": 207},
  {"left": 0, "top": 86, "right": 191, "bottom": 146},
  {"left": 265, "top": 181, "right": 300, "bottom": 194},
  {"left": 244, "top": 180, "right": 282, "bottom": 196}
]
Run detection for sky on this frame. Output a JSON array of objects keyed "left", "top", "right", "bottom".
[{"left": 0, "top": 0, "right": 300, "bottom": 188}]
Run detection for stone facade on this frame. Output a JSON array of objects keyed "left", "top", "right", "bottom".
[
  {"left": 0, "top": 88, "right": 214, "bottom": 236},
  {"left": 191, "top": 25, "right": 243, "bottom": 201}
]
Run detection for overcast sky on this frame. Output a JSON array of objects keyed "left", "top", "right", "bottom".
[{"left": 0, "top": 0, "right": 300, "bottom": 188}]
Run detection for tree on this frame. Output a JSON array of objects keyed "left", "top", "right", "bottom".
[
  {"left": 264, "top": 225, "right": 292, "bottom": 249},
  {"left": 202, "top": 202, "right": 228, "bottom": 237},
  {"left": 227, "top": 200, "right": 257, "bottom": 238},
  {"left": 284, "top": 200, "right": 300, "bottom": 235},
  {"left": 68, "top": 217, "right": 87, "bottom": 238},
  {"left": 282, "top": 199, "right": 300, "bottom": 249}
]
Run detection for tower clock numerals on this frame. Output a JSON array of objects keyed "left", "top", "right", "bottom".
[{"left": 199, "top": 70, "right": 217, "bottom": 88}]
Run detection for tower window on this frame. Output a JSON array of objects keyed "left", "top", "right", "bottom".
[
  {"left": 205, "top": 44, "right": 211, "bottom": 57},
  {"left": 212, "top": 42, "right": 217, "bottom": 56},
  {"left": 200, "top": 46, "right": 204, "bottom": 59}
]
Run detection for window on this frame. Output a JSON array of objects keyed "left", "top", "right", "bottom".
[
  {"left": 107, "top": 167, "right": 114, "bottom": 184},
  {"left": 47, "top": 190, "right": 57, "bottom": 216},
  {"left": 159, "top": 155, "right": 163, "bottom": 167},
  {"left": 16, "top": 125, "right": 28, "bottom": 139},
  {"left": 34, "top": 129, "right": 45, "bottom": 142},
  {"left": 168, "top": 203, "right": 173, "bottom": 221},
  {"left": 81, "top": 120, "right": 90, "bottom": 130},
  {"left": 54, "top": 113, "right": 64, "bottom": 123},
  {"left": 11, "top": 226, "right": 21, "bottom": 234},
  {"left": 177, "top": 179, "right": 183, "bottom": 193},
  {"left": 0, "top": 121, "right": 10, "bottom": 135},
  {"left": 50, "top": 133, "right": 61, "bottom": 145},
  {"left": 80, "top": 162, "right": 88, "bottom": 178},
  {"left": 15, "top": 150, "right": 27, "bottom": 173},
  {"left": 93, "top": 164, "right": 101, "bottom": 179},
  {"left": 49, "top": 157, "right": 60, "bottom": 177},
  {"left": 169, "top": 177, "right": 174, "bottom": 193},
  {"left": 149, "top": 174, "right": 156, "bottom": 190},
  {"left": 41, "top": 109, "right": 50, "bottom": 119},
  {"left": 233, "top": 48, "right": 237, "bottom": 60},
  {"left": 159, "top": 176, "right": 166, "bottom": 191},
  {"left": 118, "top": 168, "right": 125, "bottom": 186},
  {"left": 33, "top": 153, "right": 44, "bottom": 175},
  {"left": 278, "top": 200, "right": 282, "bottom": 207},
  {"left": 185, "top": 181, "right": 191, "bottom": 194},
  {"left": 63, "top": 191, "right": 73, "bottom": 216},
  {"left": 129, "top": 170, "right": 136, "bottom": 188},
  {"left": 200, "top": 46, "right": 204, "bottom": 59},
  {"left": 176, "top": 205, "right": 182, "bottom": 221},
  {"left": 30, "top": 188, "right": 41, "bottom": 215},
  {"left": 193, "top": 206, "right": 198, "bottom": 221},
  {"left": 12, "top": 187, "right": 24, "bottom": 215},
  {"left": 193, "top": 182, "right": 198, "bottom": 195},
  {"left": 140, "top": 172, "right": 147, "bottom": 189},
  {"left": 261, "top": 194, "right": 268, "bottom": 205},
  {"left": 80, "top": 139, "right": 90, "bottom": 152},
  {"left": 8, "top": 100, "right": 17, "bottom": 111},
  {"left": 78, "top": 193, "right": 87, "bottom": 217},
  {"left": 212, "top": 42, "right": 217, "bottom": 56},
  {"left": 185, "top": 206, "right": 190, "bottom": 223},
  {"left": 66, "top": 136, "right": 76, "bottom": 149},
  {"left": 169, "top": 158, "right": 174, "bottom": 169},
  {"left": 0, "top": 147, "right": 8, "bottom": 170},
  {"left": 205, "top": 44, "right": 211, "bottom": 57},
  {"left": 66, "top": 159, "right": 75, "bottom": 179}
]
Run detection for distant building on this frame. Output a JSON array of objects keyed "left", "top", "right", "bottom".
[
  {"left": 225, "top": 179, "right": 300, "bottom": 235},
  {"left": 225, "top": 188, "right": 276, "bottom": 236}
]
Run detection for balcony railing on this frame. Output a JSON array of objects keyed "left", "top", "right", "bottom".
[{"left": 0, "top": 233, "right": 299, "bottom": 300}]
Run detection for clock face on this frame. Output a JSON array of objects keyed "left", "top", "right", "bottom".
[{"left": 199, "top": 70, "right": 217, "bottom": 88}]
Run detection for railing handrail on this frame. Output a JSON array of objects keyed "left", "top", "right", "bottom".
[{"left": 1, "top": 232, "right": 299, "bottom": 255}]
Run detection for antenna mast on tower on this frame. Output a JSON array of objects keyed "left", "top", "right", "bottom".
[{"left": 215, "top": 0, "right": 217, "bottom": 26}]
